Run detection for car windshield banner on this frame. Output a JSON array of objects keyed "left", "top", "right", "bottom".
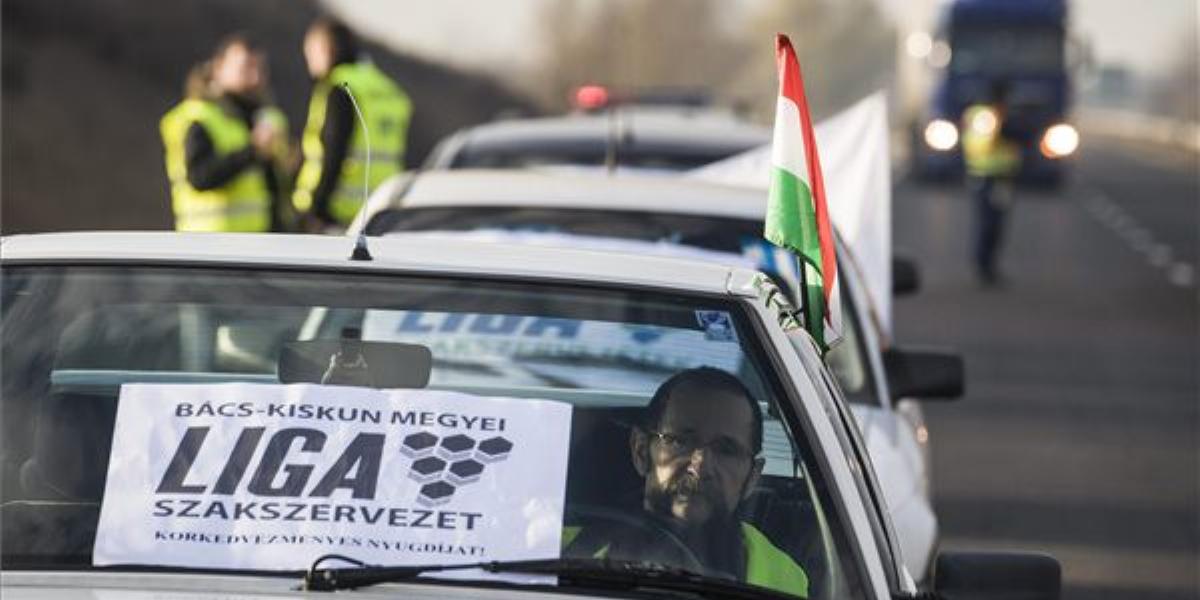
[
  {"left": 93, "top": 383, "right": 572, "bottom": 572},
  {"left": 361, "top": 310, "right": 743, "bottom": 393}
]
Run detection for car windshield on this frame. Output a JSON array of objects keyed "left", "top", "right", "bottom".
[
  {"left": 371, "top": 206, "right": 879, "bottom": 408},
  {"left": 950, "top": 25, "right": 1064, "bottom": 76},
  {"left": 1, "top": 265, "right": 866, "bottom": 599}
]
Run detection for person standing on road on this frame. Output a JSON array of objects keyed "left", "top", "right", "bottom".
[
  {"left": 293, "top": 16, "right": 412, "bottom": 232},
  {"left": 160, "top": 34, "right": 288, "bottom": 232},
  {"left": 961, "top": 80, "right": 1022, "bottom": 284}
]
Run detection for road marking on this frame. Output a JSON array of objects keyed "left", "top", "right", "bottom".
[
  {"left": 1167, "top": 263, "right": 1195, "bottom": 287},
  {"left": 1149, "top": 244, "right": 1173, "bottom": 267},
  {"left": 1083, "top": 192, "right": 1195, "bottom": 289}
]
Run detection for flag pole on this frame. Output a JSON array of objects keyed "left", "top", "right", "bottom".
[{"left": 794, "top": 254, "right": 814, "bottom": 334}]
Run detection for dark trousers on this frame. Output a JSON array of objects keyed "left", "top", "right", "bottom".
[{"left": 969, "top": 175, "right": 1010, "bottom": 281}]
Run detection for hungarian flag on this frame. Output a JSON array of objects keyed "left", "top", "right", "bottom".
[{"left": 764, "top": 34, "right": 841, "bottom": 346}]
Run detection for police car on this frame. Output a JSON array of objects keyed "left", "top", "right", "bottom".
[
  {"left": 1, "top": 232, "right": 1056, "bottom": 600},
  {"left": 358, "top": 170, "right": 963, "bottom": 579}
]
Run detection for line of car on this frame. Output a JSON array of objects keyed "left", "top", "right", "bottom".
[{"left": 0, "top": 101, "right": 1061, "bottom": 600}]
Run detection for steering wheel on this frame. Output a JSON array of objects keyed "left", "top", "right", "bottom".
[{"left": 564, "top": 503, "right": 706, "bottom": 574}]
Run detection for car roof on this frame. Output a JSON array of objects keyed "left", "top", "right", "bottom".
[
  {"left": 449, "top": 109, "right": 770, "bottom": 155},
  {"left": 385, "top": 170, "right": 767, "bottom": 221},
  {"left": 0, "top": 232, "right": 758, "bottom": 298}
]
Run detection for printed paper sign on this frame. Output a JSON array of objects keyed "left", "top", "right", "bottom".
[{"left": 94, "top": 384, "right": 573, "bottom": 571}]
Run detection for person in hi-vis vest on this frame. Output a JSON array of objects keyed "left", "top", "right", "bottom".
[
  {"left": 294, "top": 16, "right": 412, "bottom": 232},
  {"left": 563, "top": 368, "right": 810, "bottom": 598},
  {"left": 961, "top": 80, "right": 1022, "bottom": 285},
  {"left": 160, "top": 34, "right": 288, "bottom": 232}
]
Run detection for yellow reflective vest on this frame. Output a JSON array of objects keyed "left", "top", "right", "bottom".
[
  {"left": 960, "top": 103, "right": 1021, "bottom": 178},
  {"left": 562, "top": 521, "right": 809, "bottom": 598},
  {"left": 294, "top": 61, "right": 412, "bottom": 227},
  {"left": 159, "top": 98, "right": 273, "bottom": 232}
]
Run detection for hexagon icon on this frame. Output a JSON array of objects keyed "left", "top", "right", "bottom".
[
  {"left": 475, "top": 436, "right": 513, "bottom": 463},
  {"left": 446, "top": 459, "right": 485, "bottom": 486},
  {"left": 436, "top": 434, "right": 477, "bottom": 461},
  {"left": 400, "top": 431, "right": 439, "bottom": 458},
  {"left": 408, "top": 456, "right": 447, "bottom": 484},
  {"left": 418, "top": 481, "right": 456, "bottom": 507}
]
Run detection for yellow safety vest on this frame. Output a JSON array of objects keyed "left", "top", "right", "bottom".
[
  {"left": 160, "top": 99, "right": 272, "bottom": 232},
  {"left": 960, "top": 103, "right": 1021, "bottom": 178},
  {"left": 741, "top": 522, "right": 810, "bottom": 598},
  {"left": 561, "top": 521, "right": 809, "bottom": 598},
  {"left": 294, "top": 61, "right": 412, "bottom": 226}
]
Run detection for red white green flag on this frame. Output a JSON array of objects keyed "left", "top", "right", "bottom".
[{"left": 764, "top": 34, "right": 842, "bottom": 346}]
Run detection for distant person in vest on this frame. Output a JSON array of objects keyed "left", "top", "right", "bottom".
[
  {"left": 961, "top": 80, "right": 1023, "bottom": 285},
  {"left": 160, "top": 34, "right": 288, "bottom": 232},
  {"left": 294, "top": 16, "right": 413, "bottom": 232}
]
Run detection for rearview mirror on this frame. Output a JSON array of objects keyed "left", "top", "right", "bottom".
[
  {"left": 883, "top": 346, "right": 964, "bottom": 402},
  {"left": 893, "top": 255, "right": 921, "bottom": 296},
  {"left": 935, "top": 551, "right": 1061, "bottom": 600},
  {"left": 279, "top": 340, "right": 433, "bottom": 389}
]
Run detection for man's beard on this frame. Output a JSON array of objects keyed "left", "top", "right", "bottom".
[
  {"left": 649, "top": 472, "right": 730, "bottom": 525},
  {"left": 646, "top": 473, "right": 745, "bottom": 580},
  {"left": 668, "top": 471, "right": 701, "bottom": 497}
]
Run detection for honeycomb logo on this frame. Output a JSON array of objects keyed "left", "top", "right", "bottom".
[{"left": 399, "top": 431, "right": 513, "bottom": 507}]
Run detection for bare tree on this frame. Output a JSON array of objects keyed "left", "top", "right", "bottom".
[
  {"left": 734, "top": 0, "right": 896, "bottom": 121},
  {"left": 531, "top": 0, "right": 894, "bottom": 120},
  {"left": 530, "top": 0, "right": 751, "bottom": 111},
  {"left": 1149, "top": 28, "right": 1199, "bottom": 122}
]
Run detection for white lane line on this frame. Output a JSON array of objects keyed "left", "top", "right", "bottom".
[
  {"left": 1168, "top": 263, "right": 1195, "bottom": 287},
  {"left": 1149, "top": 244, "right": 1173, "bottom": 268},
  {"left": 1126, "top": 227, "right": 1152, "bottom": 246},
  {"left": 1083, "top": 192, "right": 1195, "bottom": 289}
]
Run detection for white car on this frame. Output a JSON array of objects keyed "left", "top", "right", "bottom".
[
  {"left": 358, "top": 170, "right": 963, "bottom": 578},
  {"left": 0, "top": 232, "right": 1054, "bottom": 600}
]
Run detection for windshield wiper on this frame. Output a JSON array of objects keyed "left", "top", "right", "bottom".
[{"left": 302, "top": 555, "right": 796, "bottom": 599}]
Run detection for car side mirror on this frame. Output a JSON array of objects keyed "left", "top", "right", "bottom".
[
  {"left": 893, "top": 255, "right": 921, "bottom": 296},
  {"left": 883, "top": 346, "right": 964, "bottom": 402},
  {"left": 935, "top": 551, "right": 1061, "bottom": 600}
]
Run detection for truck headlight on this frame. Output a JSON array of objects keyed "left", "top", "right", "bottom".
[
  {"left": 924, "top": 119, "right": 959, "bottom": 151},
  {"left": 1040, "top": 123, "right": 1079, "bottom": 158}
]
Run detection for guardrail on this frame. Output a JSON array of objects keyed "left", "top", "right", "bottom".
[{"left": 1076, "top": 108, "right": 1200, "bottom": 153}]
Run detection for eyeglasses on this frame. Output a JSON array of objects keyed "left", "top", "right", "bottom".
[{"left": 647, "top": 430, "right": 754, "bottom": 463}]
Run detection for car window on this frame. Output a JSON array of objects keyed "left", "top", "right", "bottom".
[
  {"left": 822, "top": 280, "right": 876, "bottom": 407},
  {"left": 371, "top": 206, "right": 880, "bottom": 406},
  {"left": 450, "top": 142, "right": 755, "bottom": 172},
  {"left": 2, "top": 265, "right": 867, "bottom": 599}
]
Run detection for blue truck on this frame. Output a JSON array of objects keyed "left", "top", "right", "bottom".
[{"left": 910, "top": 0, "right": 1078, "bottom": 185}]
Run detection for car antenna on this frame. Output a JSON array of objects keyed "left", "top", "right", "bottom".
[
  {"left": 604, "top": 105, "right": 620, "bottom": 176},
  {"left": 340, "top": 82, "right": 372, "bottom": 261}
]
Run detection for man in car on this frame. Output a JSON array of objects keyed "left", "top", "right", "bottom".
[{"left": 566, "top": 367, "right": 809, "bottom": 597}]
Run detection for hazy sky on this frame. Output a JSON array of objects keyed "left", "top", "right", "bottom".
[
  {"left": 1069, "top": 0, "right": 1196, "bottom": 74},
  {"left": 322, "top": 0, "right": 553, "bottom": 71},
  {"left": 325, "top": 0, "right": 1197, "bottom": 77}
]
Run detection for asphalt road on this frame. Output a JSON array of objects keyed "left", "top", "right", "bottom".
[{"left": 893, "top": 135, "right": 1198, "bottom": 599}]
